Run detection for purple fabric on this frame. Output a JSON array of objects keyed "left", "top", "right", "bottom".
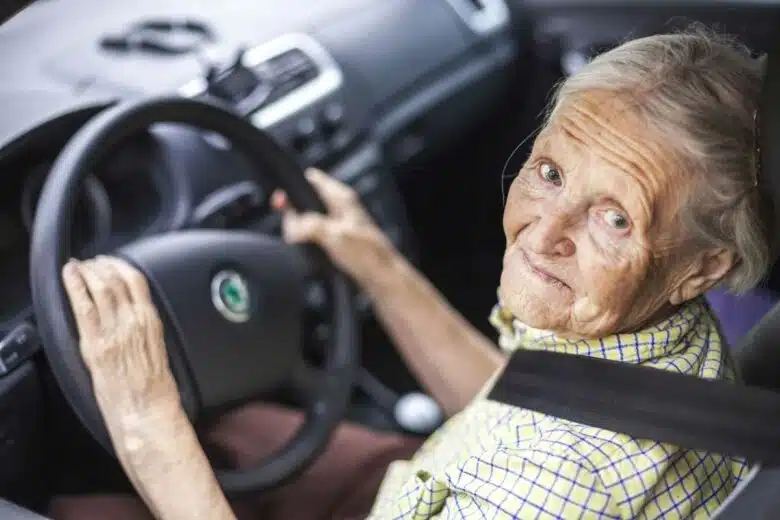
[{"left": 705, "top": 288, "right": 779, "bottom": 346}]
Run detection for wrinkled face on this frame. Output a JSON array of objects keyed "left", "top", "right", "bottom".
[{"left": 500, "top": 91, "right": 703, "bottom": 338}]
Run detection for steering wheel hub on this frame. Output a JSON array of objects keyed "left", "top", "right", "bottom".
[
  {"left": 212, "top": 269, "right": 251, "bottom": 323},
  {"left": 119, "top": 229, "right": 309, "bottom": 410}
]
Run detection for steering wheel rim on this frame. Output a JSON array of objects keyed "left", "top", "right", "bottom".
[{"left": 29, "top": 96, "right": 360, "bottom": 496}]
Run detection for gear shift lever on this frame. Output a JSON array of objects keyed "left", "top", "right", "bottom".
[{"left": 356, "top": 368, "right": 442, "bottom": 434}]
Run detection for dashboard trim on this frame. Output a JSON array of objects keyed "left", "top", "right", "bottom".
[
  {"left": 178, "top": 33, "right": 344, "bottom": 129},
  {"left": 444, "top": 0, "right": 510, "bottom": 35}
]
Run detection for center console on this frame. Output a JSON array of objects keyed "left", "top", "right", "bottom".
[{"left": 178, "top": 33, "right": 416, "bottom": 264}]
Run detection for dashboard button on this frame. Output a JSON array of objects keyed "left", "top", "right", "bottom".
[
  {"left": 0, "top": 324, "right": 40, "bottom": 376},
  {"left": 330, "top": 130, "right": 352, "bottom": 152},
  {"left": 353, "top": 172, "right": 379, "bottom": 195},
  {"left": 322, "top": 103, "right": 344, "bottom": 129},
  {"left": 302, "top": 142, "right": 328, "bottom": 165},
  {"left": 321, "top": 103, "right": 345, "bottom": 140},
  {"left": 291, "top": 117, "right": 318, "bottom": 152}
]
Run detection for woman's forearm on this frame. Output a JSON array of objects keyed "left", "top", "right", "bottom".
[
  {"left": 106, "top": 403, "right": 237, "bottom": 520},
  {"left": 364, "top": 252, "right": 506, "bottom": 416}
]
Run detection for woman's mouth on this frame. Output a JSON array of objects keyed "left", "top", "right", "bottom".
[{"left": 521, "top": 250, "right": 570, "bottom": 290}]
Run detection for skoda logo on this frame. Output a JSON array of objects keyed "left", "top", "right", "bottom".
[{"left": 211, "top": 270, "right": 251, "bottom": 323}]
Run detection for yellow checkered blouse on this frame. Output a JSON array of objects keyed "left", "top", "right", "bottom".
[{"left": 367, "top": 298, "right": 750, "bottom": 519}]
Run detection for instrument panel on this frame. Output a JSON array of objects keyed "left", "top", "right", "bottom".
[
  {"left": 0, "top": 133, "right": 170, "bottom": 328},
  {"left": 0, "top": 165, "right": 101, "bottom": 325}
]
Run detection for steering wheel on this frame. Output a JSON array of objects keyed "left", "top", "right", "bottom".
[{"left": 28, "top": 96, "right": 360, "bottom": 496}]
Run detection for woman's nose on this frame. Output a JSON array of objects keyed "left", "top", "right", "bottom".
[{"left": 525, "top": 211, "right": 576, "bottom": 257}]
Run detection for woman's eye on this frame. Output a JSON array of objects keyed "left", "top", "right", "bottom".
[
  {"left": 539, "top": 163, "right": 562, "bottom": 186},
  {"left": 603, "top": 209, "right": 630, "bottom": 230}
]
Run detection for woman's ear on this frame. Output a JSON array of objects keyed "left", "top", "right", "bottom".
[{"left": 668, "top": 248, "right": 737, "bottom": 305}]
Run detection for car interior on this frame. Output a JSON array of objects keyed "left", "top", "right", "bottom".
[{"left": 1, "top": 0, "right": 780, "bottom": 517}]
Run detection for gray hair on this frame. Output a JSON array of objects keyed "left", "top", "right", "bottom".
[{"left": 547, "top": 27, "right": 775, "bottom": 294}]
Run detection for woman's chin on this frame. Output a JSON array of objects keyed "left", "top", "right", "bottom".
[
  {"left": 501, "top": 290, "right": 571, "bottom": 331},
  {"left": 500, "top": 270, "right": 573, "bottom": 329}
]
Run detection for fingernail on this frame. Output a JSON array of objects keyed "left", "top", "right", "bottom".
[{"left": 270, "top": 191, "right": 285, "bottom": 208}]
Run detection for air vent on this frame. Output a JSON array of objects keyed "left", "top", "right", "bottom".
[{"left": 445, "top": 0, "right": 509, "bottom": 35}]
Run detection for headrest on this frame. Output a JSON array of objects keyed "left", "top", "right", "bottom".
[{"left": 734, "top": 48, "right": 780, "bottom": 389}]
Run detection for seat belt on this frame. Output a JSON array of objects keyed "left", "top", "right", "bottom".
[{"left": 487, "top": 349, "right": 780, "bottom": 466}]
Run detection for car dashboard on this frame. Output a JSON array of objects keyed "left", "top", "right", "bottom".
[
  {"left": 0, "top": 0, "right": 519, "bottom": 509},
  {"left": 0, "top": 0, "right": 518, "bottom": 325}
]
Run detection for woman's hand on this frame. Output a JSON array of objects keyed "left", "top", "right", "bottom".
[
  {"left": 272, "top": 168, "right": 399, "bottom": 290},
  {"left": 62, "top": 257, "right": 236, "bottom": 520},
  {"left": 61, "top": 256, "right": 180, "bottom": 423},
  {"left": 273, "top": 172, "right": 504, "bottom": 415}
]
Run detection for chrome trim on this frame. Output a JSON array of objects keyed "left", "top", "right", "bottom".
[
  {"left": 178, "top": 33, "right": 343, "bottom": 129},
  {"left": 179, "top": 79, "right": 208, "bottom": 98},
  {"left": 444, "top": 0, "right": 510, "bottom": 35},
  {"left": 709, "top": 464, "right": 761, "bottom": 517}
]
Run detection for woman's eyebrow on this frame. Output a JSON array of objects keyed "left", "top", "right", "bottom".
[{"left": 534, "top": 126, "right": 576, "bottom": 163}]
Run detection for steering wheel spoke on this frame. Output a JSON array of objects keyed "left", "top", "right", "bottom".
[
  {"left": 247, "top": 211, "right": 281, "bottom": 235},
  {"left": 294, "top": 244, "right": 332, "bottom": 279},
  {"left": 290, "top": 361, "right": 327, "bottom": 404}
]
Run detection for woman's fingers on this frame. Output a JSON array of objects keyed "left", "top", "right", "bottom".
[
  {"left": 61, "top": 256, "right": 156, "bottom": 340},
  {"left": 78, "top": 259, "right": 118, "bottom": 330},
  {"left": 272, "top": 169, "right": 363, "bottom": 225},
  {"left": 270, "top": 190, "right": 288, "bottom": 211},
  {"left": 107, "top": 257, "right": 165, "bottom": 347},
  {"left": 272, "top": 168, "right": 360, "bottom": 216},
  {"left": 104, "top": 257, "right": 153, "bottom": 305},
  {"left": 271, "top": 170, "right": 387, "bottom": 282},
  {"left": 304, "top": 168, "right": 359, "bottom": 212},
  {"left": 273, "top": 168, "right": 362, "bottom": 244},
  {"left": 281, "top": 210, "right": 330, "bottom": 245},
  {"left": 62, "top": 260, "right": 100, "bottom": 340},
  {"left": 62, "top": 256, "right": 177, "bottom": 415},
  {"left": 93, "top": 257, "right": 131, "bottom": 309},
  {"left": 273, "top": 182, "right": 331, "bottom": 245}
]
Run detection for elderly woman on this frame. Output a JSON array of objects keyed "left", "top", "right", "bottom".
[{"left": 50, "top": 28, "right": 772, "bottom": 519}]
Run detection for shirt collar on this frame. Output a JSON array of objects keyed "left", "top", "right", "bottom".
[{"left": 489, "top": 298, "right": 712, "bottom": 365}]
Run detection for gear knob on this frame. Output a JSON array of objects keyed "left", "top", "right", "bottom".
[{"left": 394, "top": 392, "right": 442, "bottom": 434}]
